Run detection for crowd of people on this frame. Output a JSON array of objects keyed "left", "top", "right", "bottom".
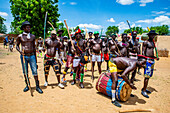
[{"left": 14, "top": 21, "right": 159, "bottom": 107}]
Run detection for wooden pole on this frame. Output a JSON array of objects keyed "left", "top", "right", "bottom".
[
  {"left": 119, "top": 109, "right": 152, "bottom": 113},
  {"left": 64, "top": 20, "right": 75, "bottom": 50}
]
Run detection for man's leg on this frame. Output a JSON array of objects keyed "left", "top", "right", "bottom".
[
  {"left": 20, "top": 55, "right": 29, "bottom": 92},
  {"left": 91, "top": 54, "right": 96, "bottom": 81},
  {"left": 80, "top": 64, "right": 84, "bottom": 88},
  {"left": 71, "top": 58, "right": 80, "bottom": 85},
  {"left": 44, "top": 60, "right": 50, "bottom": 86},
  {"left": 29, "top": 55, "right": 43, "bottom": 94},
  {"left": 111, "top": 72, "right": 121, "bottom": 107},
  {"left": 130, "top": 69, "right": 137, "bottom": 84}
]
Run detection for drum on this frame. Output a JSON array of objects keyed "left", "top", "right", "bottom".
[{"left": 96, "top": 73, "right": 132, "bottom": 101}]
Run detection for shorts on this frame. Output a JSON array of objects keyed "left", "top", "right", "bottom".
[
  {"left": 144, "top": 59, "right": 155, "bottom": 78},
  {"left": 38, "top": 47, "right": 43, "bottom": 51},
  {"left": 92, "top": 54, "right": 101, "bottom": 62},
  {"left": 101, "top": 53, "right": 109, "bottom": 61},
  {"left": 61, "top": 51, "right": 64, "bottom": 58},
  {"left": 73, "top": 58, "right": 81, "bottom": 67},
  {"left": 66, "top": 54, "right": 74, "bottom": 68},
  {"left": 109, "top": 61, "right": 123, "bottom": 73},
  {"left": 20, "top": 55, "right": 37, "bottom": 76},
  {"left": 129, "top": 52, "right": 138, "bottom": 60},
  {"left": 44, "top": 59, "right": 59, "bottom": 75}
]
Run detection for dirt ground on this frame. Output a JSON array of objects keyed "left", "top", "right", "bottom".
[{"left": 0, "top": 43, "right": 170, "bottom": 113}]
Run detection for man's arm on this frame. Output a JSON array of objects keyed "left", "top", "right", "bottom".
[
  {"left": 16, "top": 35, "right": 23, "bottom": 55},
  {"left": 142, "top": 41, "right": 147, "bottom": 55},
  {"left": 120, "top": 64, "right": 137, "bottom": 90}
]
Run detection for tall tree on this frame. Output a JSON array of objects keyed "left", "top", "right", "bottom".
[
  {"left": 0, "top": 16, "right": 7, "bottom": 33},
  {"left": 105, "top": 26, "right": 119, "bottom": 36},
  {"left": 10, "top": 0, "right": 60, "bottom": 37}
]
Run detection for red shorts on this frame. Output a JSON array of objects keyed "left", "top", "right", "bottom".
[
  {"left": 66, "top": 55, "right": 74, "bottom": 68},
  {"left": 101, "top": 53, "right": 109, "bottom": 61}
]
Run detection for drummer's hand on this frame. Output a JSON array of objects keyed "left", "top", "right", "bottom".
[{"left": 130, "top": 83, "right": 137, "bottom": 90}]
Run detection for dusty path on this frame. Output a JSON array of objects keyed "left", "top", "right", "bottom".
[{"left": 0, "top": 44, "right": 170, "bottom": 113}]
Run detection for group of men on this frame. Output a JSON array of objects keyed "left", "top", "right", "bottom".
[{"left": 16, "top": 21, "right": 159, "bottom": 107}]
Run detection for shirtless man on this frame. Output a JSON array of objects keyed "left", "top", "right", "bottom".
[
  {"left": 101, "top": 36, "right": 109, "bottom": 71},
  {"left": 128, "top": 31, "right": 140, "bottom": 83},
  {"left": 71, "top": 29, "right": 88, "bottom": 88},
  {"left": 108, "top": 34, "right": 120, "bottom": 59},
  {"left": 89, "top": 31, "right": 103, "bottom": 81},
  {"left": 16, "top": 21, "right": 43, "bottom": 94},
  {"left": 43, "top": 30, "right": 64, "bottom": 89},
  {"left": 62, "top": 34, "right": 75, "bottom": 82},
  {"left": 109, "top": 57, "right": 146, "bottom": 107},
  {"left": 37, "top": 37, "right": 43, "bottom": 57},
  {"left": 57, "top": 29, "right": 64, "bottom": 74},
  {"left": 141, "top": 30, "right": 159, "bottom": 98},
  {"left": 118, "top": 33, "right": 129, "bottom": 57}
]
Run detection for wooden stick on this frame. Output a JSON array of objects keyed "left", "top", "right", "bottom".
[
  {"left": 47, "top": 21, "right": 56, "bottom": 32},
  {"left": 64, "top": 20, "right": 75, "bottom": 50},
  {"left": 84, "top": 26, "right": 89, "bottom": 39},
  {"left": 22, "top": 49, "right": 33, "bottom": 96},
  {"left": 119, "top": 109, "right": 152, "bottom": 113}
]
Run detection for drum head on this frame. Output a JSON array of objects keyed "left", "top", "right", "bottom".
[{"left": 120, "top": 83, "right": 132, "bottom": 101}]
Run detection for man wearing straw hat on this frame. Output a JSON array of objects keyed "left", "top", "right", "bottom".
[
  {"left": 141, "top": 30, "right": 159, "bottom": 98},
  {"left": 16, "top": 21, "right": 43, "bottom": 94},
  {"left": 43, "top": 30, "right": 64, "bottom": 89}
]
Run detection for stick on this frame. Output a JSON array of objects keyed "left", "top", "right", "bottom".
[
  {"left": 22, "top": 49, "right": 33, "bottom": 96},
  {"left": 43, "top": 11, "right": 48, "bottom": 44},
  {"left": 84, "top": 26, "right": 89, "bottom": 39},
  {"left": 112, "top": 39, "right": 122, "bottom": 56},
  {"left": 64, "top": 20, "right": 75, "bottom": 50},
  {"left": 47, "top": 21, "right": 56, "bottom": 32},
  {"left": 119, "top": 109, "right": 152, "bottom": 113},
  {"left": 126, "top": 20, "right": 134, "bottom": 45}
]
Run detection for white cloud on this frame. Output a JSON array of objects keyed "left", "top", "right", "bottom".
[
  {"left": 136, "top": 15, "right": 170, "bottom": 25},
  {"left": 0, "top": 12, "right": 8, "bottom": 16},
  {"left": 62, "top": 2, "right": 66, "bottom": 5},
  {"left": 78, "top": 24, "right": 102, "bottom": 29},
  {"left": 70, "top": 2, "right": 77, "bottom": 5},
  {"left": 152, "top": 11, "right": 166, "bottom": 15},
  {"left": 165, "top": 13, "right": 170, "bottom": 16},
  {"left": 117, "top": 22, "right": 129, "bottom": 30},
  {"left": 107, "top": 18, "right": 115, "bottom": 22},
  {"left": 164, "top": 8, "right": 168, "bottom": 10},
  {"left": 139, "top": 0, "right": 153, "bottom": 6},
  {"left": 58, "top": 21, "right": 62, "bottom": 23},
  {"left": 116, "top": 0, "right": 134, "bottom": 5},
  {"left": 140, "top": 3, "right": 146, "bottom": 6},
  {"left": 139, "top": 0, "right": 153, "bottom": 3}
]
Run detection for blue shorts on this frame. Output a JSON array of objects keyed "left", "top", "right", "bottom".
[
  {"left": 144, "top": 59, "right": 155, "bottom": 78},
  {"left": 20, "top": 55, "right": 38, "bottom": 76}
]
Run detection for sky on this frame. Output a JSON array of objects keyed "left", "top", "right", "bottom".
[{"left": 0, "top": 0, "right": 170, "bottom": 34}]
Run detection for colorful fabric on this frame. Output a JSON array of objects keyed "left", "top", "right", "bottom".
[
  {"left": 101, "top": 53, "right": 109, "bottom": 61},
  {"left": 44, "top": 59, "right": 59, "bottom": 75},
  {"left": 109, "top": 61, "right": 123, "bottom": 73},
  {"left": 144, "top": 59, "right": 155, "bottom": 78},
  {"left": 66, "top": 54, "right": 74, "bottom": 68},
  {"left": 109, "top": 54, "right": 117, "bottom": 60}
]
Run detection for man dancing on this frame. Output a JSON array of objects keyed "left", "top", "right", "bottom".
[
  {"left": 43, "top": 30, "right": 64, "bottom": 89},
  {"left": 16, "top": 21, "right": 43, "bottom": 94}
]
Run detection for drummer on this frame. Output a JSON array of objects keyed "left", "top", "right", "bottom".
[{"left": 109, "top": 57, "right": 146, "bottom": 107}]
